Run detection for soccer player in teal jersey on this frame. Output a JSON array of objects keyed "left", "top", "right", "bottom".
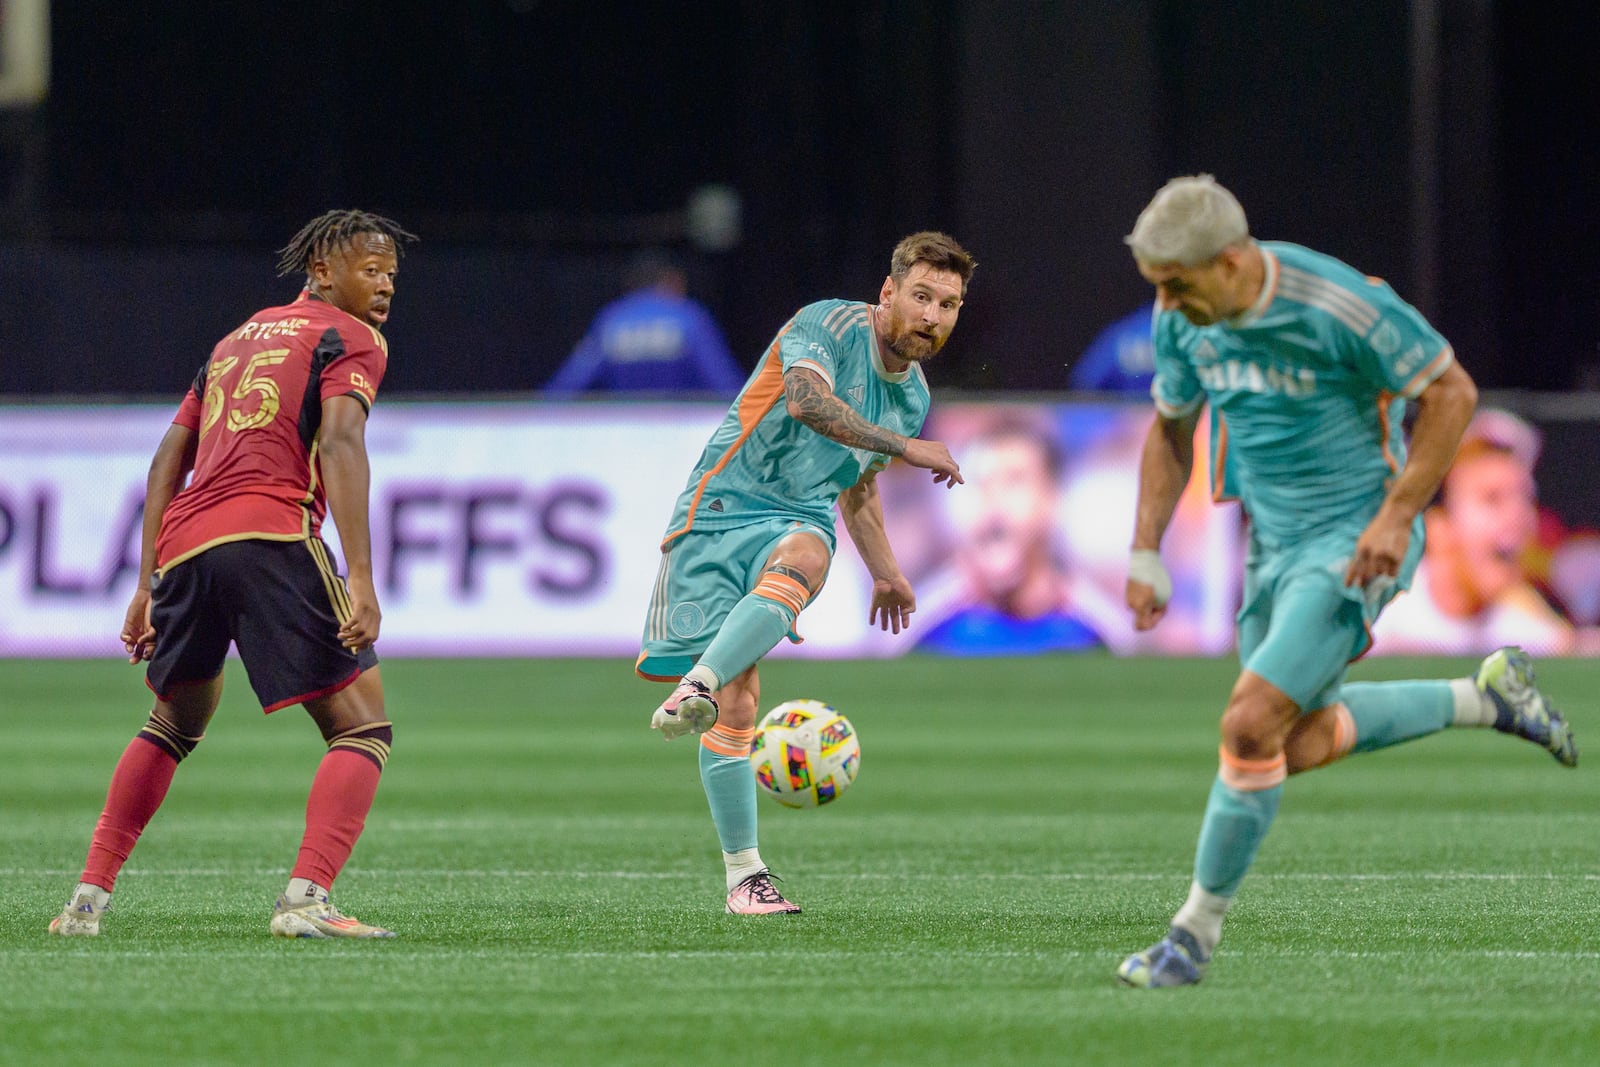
[
  {"left": 637, "top": 232, "right": 976, "bottom": 914},
  {"left": 1114, "top": 176, "right": 1577, "bottom": 988}
]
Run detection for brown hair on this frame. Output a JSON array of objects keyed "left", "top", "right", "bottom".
[{"left": 890, "top": 231, "right": 977, "bottom": 292}]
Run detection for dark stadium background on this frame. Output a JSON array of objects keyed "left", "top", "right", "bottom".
[{"left": 2, "top": 1, "right": 1594, "bottom": 397}]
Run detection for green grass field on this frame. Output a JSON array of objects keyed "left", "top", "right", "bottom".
[{"left": 2, "top": 654, "right": 1596, "bottom": 1066}]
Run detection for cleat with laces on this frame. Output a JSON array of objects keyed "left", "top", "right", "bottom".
[
  {"left": 726, "top": 870, "right": 802, "bottom": 915},
  {"left": 650, "top": 678, "right": 719, "bottom": 740},
  {"left": 270, "top": 893, "right": 396, "bottom": 939},
  {"left": 1477, "top": 646, "right": 1577, "bottom": 767},
  {"left": 1117, "top": 925, "right": 1208, "bottom": 989},
  {"left": 49, "top": 889, "right": 111, "bottom": 937}
]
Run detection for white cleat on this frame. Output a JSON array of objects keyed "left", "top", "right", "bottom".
[
  {"left": 269, "top": 894, "right": 395, "bottom": 939},
  {"left": 49, "top": 890, "right": 110, "bottom": 937}
]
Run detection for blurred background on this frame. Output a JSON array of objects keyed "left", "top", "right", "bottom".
[{"left": 3, "top": 1, "right": 1597, "bottom": 659}]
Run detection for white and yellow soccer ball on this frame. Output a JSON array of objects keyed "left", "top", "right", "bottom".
[{"left": 749, "top": 699, "right": 860, "bottom": 808}]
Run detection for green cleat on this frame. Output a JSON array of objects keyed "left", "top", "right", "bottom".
[
  {"left": 1477, "top": 647, "right": 1577, "bottom": 767},
  {"left": 1116, "top": 926, "right": 1208, "bottom": 989}
]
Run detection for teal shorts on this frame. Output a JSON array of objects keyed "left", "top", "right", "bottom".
[
  {"left": 636, "top": 517, "right": 834, "bottom": 681},
  {"left": 1237, "top": 523, "right": 1421, "bottom": 711}
]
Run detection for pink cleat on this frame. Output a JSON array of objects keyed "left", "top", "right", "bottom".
[
  {"left": 649, "top": 678, "right": 719, "bottom": 740},
  {"left": 726, "top": 870, "right": 802, "bottom": 915}
]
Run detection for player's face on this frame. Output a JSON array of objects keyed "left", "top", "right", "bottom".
[
  {"left": 876, "top": 263, "right": 964, "bottom": 366},
  {"left": 951, "top": 436, "right": 1056, "bottom": 596},
  {"left": 312, "top": 233, "right": 399, "bottom": 329},
  {"left": 1137, "top": 256, "right": 1235, "bottom": 326},
  {"left": 1444, "top": 452, "right": 1538, "bottom": 599}
]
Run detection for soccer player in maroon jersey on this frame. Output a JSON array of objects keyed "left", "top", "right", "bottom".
[{"left": 50, "top": 210, "right": 417, "bottom": 939}]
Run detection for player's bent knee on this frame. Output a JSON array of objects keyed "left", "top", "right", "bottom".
[
  {"left": 137, "top": 712, "right": 205, "bottom": 762},
  {"left": 326, "top": 720, "right": 394, "bottom": 771}
]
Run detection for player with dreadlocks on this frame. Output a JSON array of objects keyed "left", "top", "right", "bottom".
[{"left": 51, "top": 210, "right": 418, "bottom": 939}]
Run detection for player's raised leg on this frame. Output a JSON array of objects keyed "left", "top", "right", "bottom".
[
  {"left": 649, "top": 537, "right": 821, "bottom": 741},
  {"left": 1280, "top": 647, "right": 1576, "bottom": 773},
  {"left": 269, "top": 667, "right": 395, "bottom": 939},
  {"left": 51, "top": 681, "right": 219, "bottom": 937}
]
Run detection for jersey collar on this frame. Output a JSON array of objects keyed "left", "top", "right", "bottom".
[{"left": 1227, "top": 245, "right": 1279, "bottom": 328}]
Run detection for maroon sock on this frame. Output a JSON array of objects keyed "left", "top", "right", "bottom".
[
  {"left": 291, "top": 746, "right": 385, "bottom": 888},
  {"left": 81, "top": 736, "right": 180, "bottom": 891}
]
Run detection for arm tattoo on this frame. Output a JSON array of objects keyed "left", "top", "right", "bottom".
[{"left": 785, "top": 370, "right": 906, "bottom": 456}]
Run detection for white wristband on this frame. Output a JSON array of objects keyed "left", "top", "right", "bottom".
[{"left": 1128, "top": 548, "right": 1172, "bottom": 606}]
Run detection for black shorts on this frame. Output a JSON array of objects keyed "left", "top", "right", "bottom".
[{"left": 146, "top": 537, "right": 379, "bottom": 713}]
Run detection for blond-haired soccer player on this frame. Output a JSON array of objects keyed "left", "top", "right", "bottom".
[
  {"left": 1116, "top": 176, "right": 1576, "bottom": 988},
  {"left": 638, "top": 232, "right": 975, "bottom": 914}
]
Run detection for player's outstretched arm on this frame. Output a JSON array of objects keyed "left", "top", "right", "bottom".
[
  {"left": 1345, "top": 360, "right": 1478, "bottom": 588},
  {"left": 320, "top": 395, "right": 381, "bottom": 652},
  {"left": 839, "top": 472, "right": 917, "bottom": 633},
  {"left": 1127, "top": 410, "right": 1197, "bottom": 631},
  {"left": 783, "top": 367, "right": 963, "bottom": 486},
  {"left": 123, "top": 423, "right": 197, "bottom": 663}
]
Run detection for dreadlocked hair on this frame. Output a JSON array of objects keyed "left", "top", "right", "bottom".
[{"left": 275, "top": 209, "right": 418, "bottom": 277}]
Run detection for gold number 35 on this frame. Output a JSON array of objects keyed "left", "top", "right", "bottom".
[{"left": 201, "top": 349, "right": 290, "bottom": 436}]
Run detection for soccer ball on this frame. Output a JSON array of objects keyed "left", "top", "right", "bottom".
[{"left": 749, "top": 699, "right": 860, "bottom": 809}]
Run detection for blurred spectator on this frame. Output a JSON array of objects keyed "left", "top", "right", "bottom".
[
  {"left": 1372, "top": 409, "right": 1575, "bottom": 655},
  {"left": 1068, "top": 306, "right": 1156, "bottom": 395},
  {"left": 913, "top": 420, "right": 1107, "bottom": 655},
  {"left": 545, "top": 249, "right": 744, "bottom": 396}
]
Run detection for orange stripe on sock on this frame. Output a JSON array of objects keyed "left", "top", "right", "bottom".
[
  {"left": 1330, "top": 703, "right": 1357, "bottom": 759},
  {"left": 701, "top": 724, "right": 755, "bottom": 758},
  {"left": 753, "top": 572, "right": 809, "bottom": 616},
  {"left": 1217, "top": 745, "right": 1287, "bottom": 791}
]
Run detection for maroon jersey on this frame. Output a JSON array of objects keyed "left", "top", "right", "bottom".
[{"left": 154, "top": 291, "right": 388, "bottom": 571}]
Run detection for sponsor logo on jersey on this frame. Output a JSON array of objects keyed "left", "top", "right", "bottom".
[{"left": 1197, "top": 360, "right": 1316, "bottom": 397}]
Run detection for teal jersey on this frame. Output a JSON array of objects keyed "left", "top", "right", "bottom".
[
  {"left": 1151, "top": 241, "right": 1454, "bottom": 548},
  {"left": 661, "top": 298, "right": 931, "bottom": 547}
]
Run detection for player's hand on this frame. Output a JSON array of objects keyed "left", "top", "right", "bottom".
[
  {"left": 338, "top": 577, "right": 382, "bottom": 652},
  {"left": 1344, "top": 510, "right": 1412, "bottom": 588},
  {"left": 1126, "top": 549, "right": 1172, "bottom": 632},
  {"left": 868, "top": 575, "right": 917, "bottom": 634},
  {"left": 1126, "top": 580, "right": 1169, "bottom": 631},
  {"left": 120, "top": 588, "right": 156, "bottom": 664},
  {"left": 900, "top": 438, "right": 964, "bottom": 488}
]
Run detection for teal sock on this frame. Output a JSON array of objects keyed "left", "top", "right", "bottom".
[
  {"left": 699, "top": 741, "right": 758, "bottom": 853},
  {"left": 1193, "top": 776, "right": 1283, "bottom": 897},
  {"left": 1340, "top": 680, "right": 1454, "bottom": 754},
  {"left": 698, "top": 592, "right": 797, "bottom": 685}
]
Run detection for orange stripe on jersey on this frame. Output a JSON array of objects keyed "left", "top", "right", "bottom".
[
  {"left": 701, "top": 724, "right": 755, "bottom": 758},
  {"left": 1400, "top": 346, "right": 1454, "bottom": 399},
  {"left": 1210, "top": 414, "right": 1235, "bottom": 503},
  {"left": 661, "top": 326, "right": 792, "bottom": 548},
  {"left": 1217, "top": 745, "right": 1287, "bottom": 791},
  {"left": 1375, "top": 391, "right": 1399, "bottom": 476}
]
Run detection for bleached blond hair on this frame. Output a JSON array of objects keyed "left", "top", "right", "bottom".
[{"left": 1124, "top": 174, "right": 1250, "bottom": 266}]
